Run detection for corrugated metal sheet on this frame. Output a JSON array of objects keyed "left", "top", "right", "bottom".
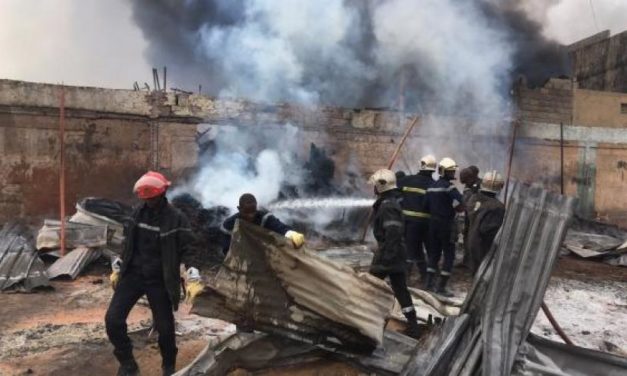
[
  {"left": 47, "top": 246, "right": 102, "bottom": 280},
  {"left": 175, "top": 330, "right": 419, "bottom": 376},
  {"left": 36, "top": 220, "right": 108, "bottom": 250},
  {"left": 0, "top": 222, "right": 49, "bottom": 292},
  {"left": 402, "top": 183, "right": 579, "bottom": 376},
  {"left": 514, "top": 333, "right": 627, "bottom": 376},
  {"left": 192, "top": 219, "right": 396, "bottom": 351}
]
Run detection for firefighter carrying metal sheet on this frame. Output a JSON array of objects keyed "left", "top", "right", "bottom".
[
  {"left": 368, "top": 169, "right": 421, "bottom": 338},
  {"left": 424, "top": 158, "right": 464, "bottom": 297},
  {"left": 397, "top": 155, "right": 436, "bottom": 282},
  {"left": 466, "top": 170, "right": 505, "bottom": 274},
  {"left": 220, "top": 193, "right": 305, "bottom": 254}
]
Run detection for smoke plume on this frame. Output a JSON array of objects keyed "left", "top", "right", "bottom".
[{"left": 131, "top": 0, "right": 568, "bottom": 110}]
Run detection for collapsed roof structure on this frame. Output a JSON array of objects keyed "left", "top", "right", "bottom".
[{"left": 178, "top": 183, "right": 627, "bottom": 376}]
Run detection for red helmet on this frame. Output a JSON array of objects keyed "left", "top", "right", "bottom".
[{"left": 133, "top": 171, "right": 171, "bottom": 199}]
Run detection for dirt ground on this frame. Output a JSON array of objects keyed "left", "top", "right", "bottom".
[{"left": 0, "top": 255, "right": 625, "bottom": 376}]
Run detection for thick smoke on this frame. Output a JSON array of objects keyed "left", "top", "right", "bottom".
[
  {"left": 171, "top": 124, "right": 302, "bottom": 209},
  {"left": 131, "top": 0, "right": 568, "bottom": 110}
]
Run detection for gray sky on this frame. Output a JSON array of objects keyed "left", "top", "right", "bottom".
[{"left": 0, "top": 0, "right": 625, "bottom": 89}]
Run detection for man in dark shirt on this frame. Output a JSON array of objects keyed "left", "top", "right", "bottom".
[
  {"left": 105, "top": 171, "right": 200, "bottom": 376},
  {"left": 220, "top": 193, "right": 305, "bottom": 253},
  {"left": 467, "top": 171, "right": 505, "bottom": 274},
  {"left": 425, "top": 158, "right": 464, "bottom": 297},
  {"left": 397, "top": 155, "right": 436, "bottom": 281}
]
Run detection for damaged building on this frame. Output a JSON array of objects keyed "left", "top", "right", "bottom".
[{"left": 1, "top": 23, "right": 627, "bottom": 376}]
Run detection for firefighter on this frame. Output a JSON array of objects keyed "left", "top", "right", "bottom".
[
  {"left": 459, "top": 166, "right": 481, "bottom": 268},
  {"left": 105, "top": 171, "right": 203, "bottom": 376},
  {"left": 220, "top": 193, "right": 305, "bottom": 253},
  {"left": 398, "top": 155, "right": 436, "bottom": 281},
  {"left": 467, "top": 170, "right": 505, "bottom": 274},
  {"left": 425, "top": 158, "right": 464, "bottom": 297},
  {"left": 368, "top": 169, "right": 421, "bottom": 338}
]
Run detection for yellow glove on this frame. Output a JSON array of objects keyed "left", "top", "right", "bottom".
[
  {"left": 110, "top": 257, "right": 122, "bottom": 290},
  {"left": 110, "top": 271, "right": 120, "bottom": 290},
  {"left": 185, "top": 280, "right": 204, "bottom": 305},
  {"left": 285, "top": 230, "right": 305, "bottom": 249},
  {"left": 184, "top": 267, "right": 204, "bottom": 305}
]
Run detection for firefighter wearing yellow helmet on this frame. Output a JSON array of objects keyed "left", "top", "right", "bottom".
[{"left": 424, "top": 158, "right": 464, "bottom": 297}]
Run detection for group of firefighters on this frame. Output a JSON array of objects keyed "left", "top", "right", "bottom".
[{"left": 105, "top": 157, "right": 506, "bottom": 375}]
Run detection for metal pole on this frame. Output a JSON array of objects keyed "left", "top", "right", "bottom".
[
  {"left": 59, "top": 86, "right": 66, "bottom": 256},
  {"left": 360, "top": 116, "right": 419, "bottom": 242},
  {"left": 560, "top": 122, "right": 565, "bottom": 195},
  {"left": 541, "top": 302, "right": 574, "bottom": 345},
  {"left": 503, "top": 121, "right": 518, "bottom": 207}
]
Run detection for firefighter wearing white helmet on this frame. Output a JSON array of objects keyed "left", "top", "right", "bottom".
[
  {"left": 424, "top": 157, "right": 464, "bottom": 297},
  {"left": 420, "top": 154, "right": 437, "bottom": 171},
  {"left": 368, "top": 169, "right": 421, "bottom": 338},
  {"left": 466, "top": 170, "right": 506, "bottom": 274},
  {"left": 397, "top": 155, "right": 436, "bottom": 281}
]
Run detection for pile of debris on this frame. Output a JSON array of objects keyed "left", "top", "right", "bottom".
[
  {"left": 563, "top": 217, "right": 627, "bottom": 266},
  {"left": 0, "top": 221, "right": 50, "bottom": 292},
  {"left": 170, "top": 193, "right": 229, "bottom": 269},
  {"left": 178, "top": 184, "right": 627, "bottom": 375}
]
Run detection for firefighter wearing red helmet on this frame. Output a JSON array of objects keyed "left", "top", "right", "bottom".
[{"left": 105, "top": 171, "right": 201, "bottom": 376}]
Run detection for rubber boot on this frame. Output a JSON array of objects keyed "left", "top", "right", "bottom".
[
  {"left": 116, "top": 359, "right": 139, "bottom": 376},
  {"left": 437, "top": 275, "right": 454, "bottom": 297},
  {"left": 417, "top": 262, "right": 428, "bottom": 284},
  {"left": 162, "top": 364, "right": 176, "bottom": 376},
  {"left": 424, "top": 271, "right": 436, "bottom": 291},
  {"left": 403, "top": 309, "right": 422, "bottom": 339}
]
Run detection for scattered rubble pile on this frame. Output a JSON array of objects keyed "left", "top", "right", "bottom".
[
  {"left": 35, "top": 197, "right": 131, "bottom": 280},
  {"left": 180, "top": 184, "right": 627, "bottom": 375},
  {"left": 0, "top": 221, "right": 49, "bottom": 292},
  {"left": 170, "top": 193, "right": 229, "bottom": 269},
  {"left": 563, "top": 217, "right": 627, "bottom": 266}
]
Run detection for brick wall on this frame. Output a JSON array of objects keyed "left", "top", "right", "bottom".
[{"left": 569, "top": 30, "right": 627, "bottom": 93}]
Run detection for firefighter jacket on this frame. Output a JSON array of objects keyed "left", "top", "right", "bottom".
[
  {"left": 467, "top": 192, "right": 505, "bottom": 271},
  {"left": 398, "top": 172, "right": 433, "bottom": 222},
  {"left": 120, "top": 198, "right": 194, "bottom": 310},
  {"left": 425, "top": 178, "right": 464, "bottom": 223},
  {"left": 370, "top": 190, "right": 407, "bottom": 274}
]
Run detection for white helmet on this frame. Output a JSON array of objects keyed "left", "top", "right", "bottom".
[
  {"left": 481, "top": 170, "right": 504, "bottom": 193},
  {"left": 420, "top": 154, "right": 437, "bottom": 171},
  {"left": 438, "top": 157, "right": 458, "bottom": 173},
  {"left": 369, "top": 169, "right": 397, "bottom": 193}
]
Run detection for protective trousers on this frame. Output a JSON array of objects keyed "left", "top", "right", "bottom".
[
  {"left": 427, "top": 218, "right": 456, "bottom": 276},
  {"left": 105, "top": 271, "right": 177, "bottom": 368},
  {"left": 404, "top": 220, "right": 429, "bottom": 276},
  {"left": 371, "top": 271, "right": 416, "bottom": 317}
]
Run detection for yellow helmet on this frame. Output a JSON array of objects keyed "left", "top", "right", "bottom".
[
  {"left": 481, "top": 170, "right": 504, "bottom": 193},
  {"left": 438, "top": 157, "right": 458, "bottom": 172},
  {"left": 420, "top": 154, "right": 437, "bottom": 171},
  {"left": 368, "top": 169, "right": 397, "bottom": 193}
]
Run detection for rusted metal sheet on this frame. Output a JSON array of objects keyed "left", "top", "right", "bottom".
[
  {"left": 36, "top": 220, "right": 108, "bottom": 250},
  {"left": 0, "top": 222, "right": 49, "bottom": 292},
  {"left": 192, "top": 219, "right": 396, "bottom": 351},
  {"left": 175, "top": 330, "right": 419, "bottom": 376},
  {"left": 402, "top": 183, "right": 579, "bottom": 376},
  {"left": 46, "top": 245, "right": 102, "bottom": 280}
]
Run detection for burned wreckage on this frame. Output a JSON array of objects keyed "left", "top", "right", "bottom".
[{"left": 178, "top": 183, "right": 627, "bottom": 376}]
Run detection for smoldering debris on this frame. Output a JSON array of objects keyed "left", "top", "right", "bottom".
[{"left": 170, "top": 193, "right": 229, "bottom": 269}]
